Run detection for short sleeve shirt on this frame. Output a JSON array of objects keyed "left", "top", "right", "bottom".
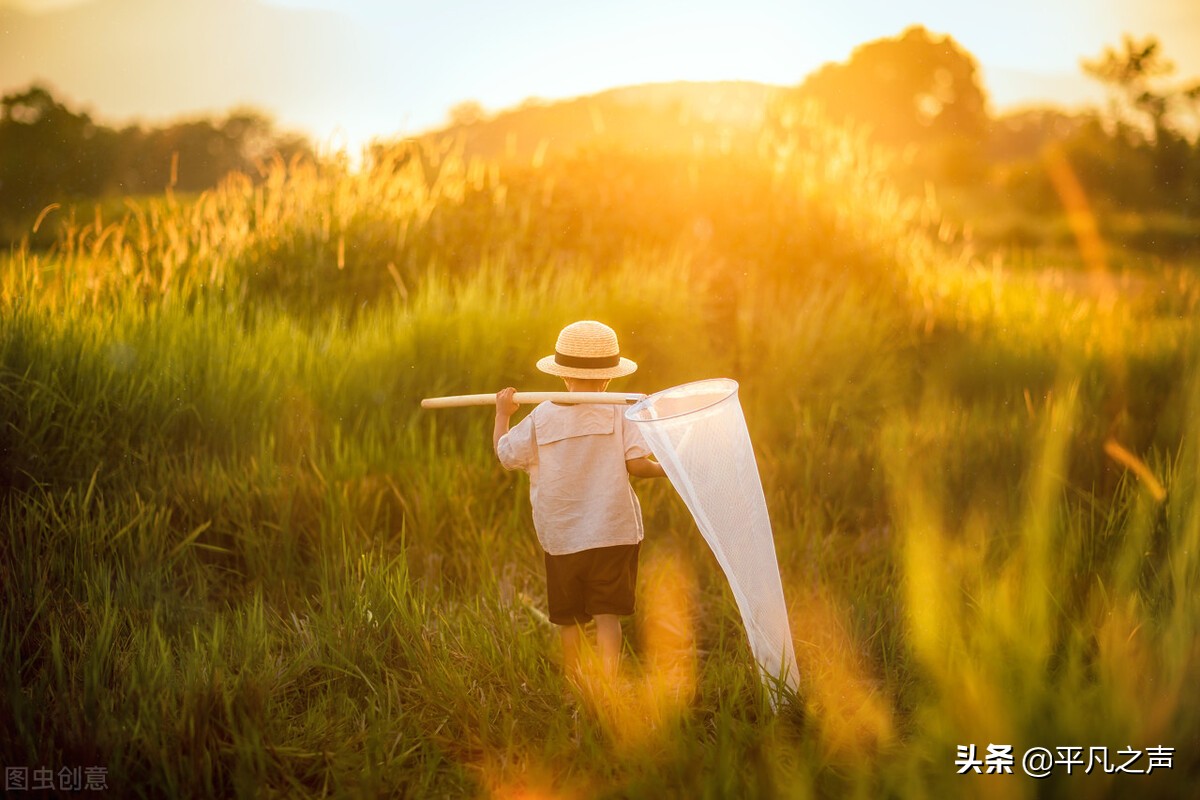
[{"left": 497, "top": 402, "right": 652, "bottom": 555}]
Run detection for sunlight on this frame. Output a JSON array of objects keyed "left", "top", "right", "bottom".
[
  {"left": 8, "top": 0, "right": 1199, "bottom": 143},
  {"left": 1041, "top": 142, "right": 1114, "bottom": 297},
  {"left": 5, "top": 1, "right": 1200, "bottom": 796},
  {"left": 561, "top": 549, "right": 698, "bottom": 757},
  {"left": 789, "top": 586, "right": 896, "bottom": 762}
]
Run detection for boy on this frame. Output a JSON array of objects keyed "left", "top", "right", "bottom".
[{"left": 494, "top": 320, "right": 666, "bottom": 680}]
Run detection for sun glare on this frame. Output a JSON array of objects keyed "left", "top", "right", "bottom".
[
  {"left": 7, "top": 0, "right": 1199, "bottom": 143},
  {"left": 5, "top": 0, "right": 1200, "bottom": 796}
]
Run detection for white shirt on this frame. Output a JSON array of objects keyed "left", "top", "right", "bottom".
[{"left": 496, "top": 402, "right": 652, "bottom": 555}]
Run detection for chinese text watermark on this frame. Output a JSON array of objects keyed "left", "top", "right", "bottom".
[
  {"left": 955, "top": 745, "right": 1173, "bottom": 778},
  {"left": 5, "top": 765, "right": 108, "bottom": 792}
]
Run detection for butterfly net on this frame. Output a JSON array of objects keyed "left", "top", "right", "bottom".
[{"left": 627, "top": 379, "right": 799, "bottom": 704}]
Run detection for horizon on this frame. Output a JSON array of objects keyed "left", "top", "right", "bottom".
[{"left": 2, "top": 0, "right": 1199, "bottom": 151}]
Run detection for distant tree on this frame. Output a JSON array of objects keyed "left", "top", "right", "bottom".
[
  {"left": 988, "top": 108, "right": 1089, "bottom": 163},
  {"left": 777, "top": 26, "right": 990, "bottom": 185},
  {"left": 447, "top": 100, "right": 486, "bottom": 127},
  {"left": 792, "top": 26, "right": 989, "bottom": 147},
  {"left": 103, "top": 110, "right": 312, "bottom": 195},
  {"left": 0, "top": 85, "right": 118, "bottom": 217},
  {"left": 1082, "top": 36, "right": 1200, "bottom": 210},
  {"left": 1082, "top": 35, "right": 1176, "bottom": 140},
  {"left": 0, "top": 84, "right": 314, "bottom": 239}
]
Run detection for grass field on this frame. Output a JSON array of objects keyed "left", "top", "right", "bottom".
[{"left": 3, "top": 111, "right": 1199, "bottom": 798}]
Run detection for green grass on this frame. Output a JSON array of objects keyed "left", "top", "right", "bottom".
[{"left": 3, "top": 117, "right": 1200, "bottom": 797}]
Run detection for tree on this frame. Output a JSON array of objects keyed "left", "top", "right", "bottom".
[
  {"left": 775, "top": 26, "right": 990, "bottom": 185},
  {"left": 1082, "top": 36, "right": 1200, "bottom": 210},
  {"left": 447, "top": 100, "right": 486, "bottom": 128},
  {"left": 1084, "top": 35, "right": 1195, "bottom": 143},
  {"left": 792, "top": 26, "right": 989, "bottom": 148},
  {"left": 0, "top": 85, "right": 118, "bottom": 217},
  {"left": 0, "top": 85, "right": 315, "bottom": 239}
]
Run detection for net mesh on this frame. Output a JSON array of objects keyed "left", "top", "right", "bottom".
[{"left": 627, "top": 379, "right": 799, "bottom": 703}]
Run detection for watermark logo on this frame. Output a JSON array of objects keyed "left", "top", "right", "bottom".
[
  {"left": 5, "top": 765, "right": 108, "bottom": 792},
  {"left": 956, "top": 745, "right": 1173, "bottom": 778}
]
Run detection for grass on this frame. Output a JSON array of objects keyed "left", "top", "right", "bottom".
[{"left": 3, "top": 107, "right": 1200, "bottom": 797}]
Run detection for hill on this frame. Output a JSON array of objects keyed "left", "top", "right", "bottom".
[{"left": 416, "top": 81, "right": 783, "bottom": 161}]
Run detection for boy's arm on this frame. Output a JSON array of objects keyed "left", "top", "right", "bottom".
[
  {"left": 626, "top": 456, "right": 666, "bottom": 478},
  {"left": 493, "top": 387, "right": 520, "bottom": 454}
]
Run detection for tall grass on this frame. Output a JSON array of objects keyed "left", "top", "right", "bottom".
[{"left": 3, "top": 106, "right": 1198, "bottom": 797}]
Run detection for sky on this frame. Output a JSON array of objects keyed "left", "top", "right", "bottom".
[{"left": 2, "top": 0, "right": 1199, "bottom": 152}]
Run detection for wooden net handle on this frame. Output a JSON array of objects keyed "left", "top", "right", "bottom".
[{"left": 420, "top": 392, "right": 645, "bottom": 409}]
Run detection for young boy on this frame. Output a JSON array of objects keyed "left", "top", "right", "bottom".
[{"left": 493, "top": 320, "right": 666, "bottom": 680}]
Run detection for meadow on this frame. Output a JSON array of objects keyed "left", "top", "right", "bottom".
[{"left": 2, "top": 105, "right": 1199, "bottom": 798}]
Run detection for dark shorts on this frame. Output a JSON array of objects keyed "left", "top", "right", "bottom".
[{"left": 544, "top": 543, "right": 640, "bottom": 626}]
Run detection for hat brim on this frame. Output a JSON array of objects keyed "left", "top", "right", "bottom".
[{"left": 536, "top": 355, "right": 638, "bottom": 379}]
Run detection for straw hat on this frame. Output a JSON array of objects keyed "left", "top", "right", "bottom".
[{"left": 536, "top": 320, "right": 638, "bottom": 379}]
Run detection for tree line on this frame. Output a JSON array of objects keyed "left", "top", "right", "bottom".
[
  {"left": 4, "top": 29, "right": 1198, "bottom": 250},
  {"left": 780, "top": 28, "right": 1200, "bottom": 231},
  {"left": 0, "top": 85, "right": 311, "bottom": 242}
]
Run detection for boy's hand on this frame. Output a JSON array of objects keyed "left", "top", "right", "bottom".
[
  {"left": 626, "top": 456, "right": 667, "bottom": 479},
  {"left": 493, "top": 387, "right": 519, "bottom": 454},
  {"left": 496, "top": 387, "right": 520, "bottom": 417}
]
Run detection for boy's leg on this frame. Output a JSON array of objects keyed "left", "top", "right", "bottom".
[
  {"left": 594, "top": 614, "right": 622, "bottom": 676},
  {"left": 545, "top": 550, "right": 591, "bottom": 680},
  {"left": 583, "top": 543, "right": 638, "bottom": 678},
  {"left": 559, "top": 623, "right": 583, "bottom": 680}
]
